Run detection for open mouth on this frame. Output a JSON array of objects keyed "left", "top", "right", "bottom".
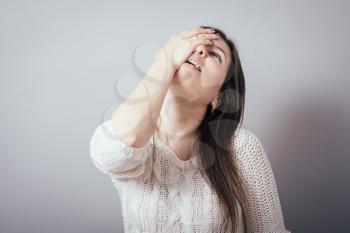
[{"left": 185, "top": 60, "right": 201, "bottom": 72}]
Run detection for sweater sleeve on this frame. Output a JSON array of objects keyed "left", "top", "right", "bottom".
[
  {"left": 89, "top": 119, "right": 154, "bottom": 179},
  {"left": 233, "top": 128, "right": 291, "bottom": 233}
]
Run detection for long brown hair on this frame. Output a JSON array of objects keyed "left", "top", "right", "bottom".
[
  {"left": 196, "top": 25, "right": 248, "bottom": 233},
  {"left": 155, "top": 25, "right": 248, "bottom": 232}
]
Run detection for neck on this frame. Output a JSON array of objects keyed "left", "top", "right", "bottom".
[{"left": 155, "top": 94, "right": 207, "bottom": 160}]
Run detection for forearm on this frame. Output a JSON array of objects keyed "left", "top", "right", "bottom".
[{"left": 111, "top": 56, "right": 176, "bottom": 147}]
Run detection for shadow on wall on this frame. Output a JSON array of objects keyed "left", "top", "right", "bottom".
[{"left": 265, "top": 88, "right": 350, "bottom": 233}]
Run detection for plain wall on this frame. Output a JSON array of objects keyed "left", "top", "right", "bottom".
[{"left": 1, "top": 0, "right": 349, "bottom": 232}]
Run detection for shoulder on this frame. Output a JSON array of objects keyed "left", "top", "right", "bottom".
[
  {"left": 231, "top": 126, "right": 269, "bottom": 165},
  {"left": 232, "top": 126, "right": 263, "bottom": 149}
]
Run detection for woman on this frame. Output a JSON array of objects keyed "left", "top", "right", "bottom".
[{"left": 90, "top": 26, "right": 291, "bottom": 233}]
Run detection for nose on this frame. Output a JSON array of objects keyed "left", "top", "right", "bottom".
[{"left": 195, "top": 44, "right": 208, "bottom": 57}]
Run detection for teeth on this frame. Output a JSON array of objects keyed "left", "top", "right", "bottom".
[{"left": 187, "top": 59, "right": 200, "bottom": 71}]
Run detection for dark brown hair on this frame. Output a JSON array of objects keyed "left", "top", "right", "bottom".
[{"left": 196, "top": 25, "right": 248, "bottom": 233}]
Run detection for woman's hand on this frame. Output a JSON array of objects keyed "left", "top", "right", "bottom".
[{"left": 155, "top": 27, "right": 219, "bottom": 72}]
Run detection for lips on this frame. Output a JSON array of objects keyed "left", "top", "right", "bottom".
[
  {"left": 185, "top": 60, "right": 201, "bottom": 72},
  {"left": 184, "top": 62, "right": 200, "bottom": 72}
]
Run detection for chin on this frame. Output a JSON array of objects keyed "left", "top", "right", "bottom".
[{"left": 173, "top": 65, "right": 200, "bottom": 82}]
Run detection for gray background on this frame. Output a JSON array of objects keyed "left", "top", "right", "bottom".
[{"left": 1, "top": 0, "right": 349, "bottom": 232}]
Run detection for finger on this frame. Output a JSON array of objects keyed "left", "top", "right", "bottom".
[
  {"left": 190, "top": 33, "right": 220, "bottom": 41},
  {"left": 179, "top": 27, "right": 215, "bottom": 38},
  {"left": 191, "top": 38, "right": 214, "bottom": 47}
]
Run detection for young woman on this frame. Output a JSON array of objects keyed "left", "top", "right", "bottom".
[{"left": 90, "top": 26, "right": 291, "bottom": 233}]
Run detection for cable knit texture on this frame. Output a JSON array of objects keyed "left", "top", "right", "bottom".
[{"left": 90, "top": 120, "right": 291, "bottom": 233}]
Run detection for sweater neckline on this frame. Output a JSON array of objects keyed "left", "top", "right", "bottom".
[{"left": 152, "top": 134, "right": 199, "bottom": 170}]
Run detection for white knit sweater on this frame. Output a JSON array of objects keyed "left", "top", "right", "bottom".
[{"left": 90, "top": 120, "right": 291, "bottom": 233}]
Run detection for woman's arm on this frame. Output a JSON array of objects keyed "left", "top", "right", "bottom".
[
  {"left": 90, "top": 57, "right": 175, "bottom": 179},
  {"left": 233, "top": 128, "right": 291, "bottom": 233},
  {"left": 111, "top": 55, "right": 176, "bottom": 148}
]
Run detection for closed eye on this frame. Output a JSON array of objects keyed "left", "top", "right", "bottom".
[{"left": 209, "top": 51, "right": 222, "bottom": 63}]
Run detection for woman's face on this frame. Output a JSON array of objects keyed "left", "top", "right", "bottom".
[{"left": 171, "top": 36, "right": 232, "bottom": 105}]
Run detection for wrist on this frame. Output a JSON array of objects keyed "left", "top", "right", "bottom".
[{"left": 153, "top": 54, "right": 177, "bottom": 77}]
